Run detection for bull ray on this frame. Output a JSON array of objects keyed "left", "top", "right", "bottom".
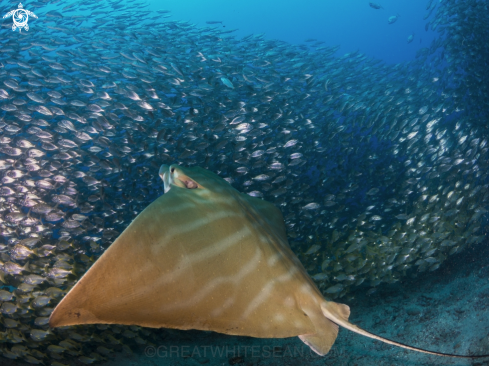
[{"left": 49, "top": 165, "right": 489, "bottom": 359}]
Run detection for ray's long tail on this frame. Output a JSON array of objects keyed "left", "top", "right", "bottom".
[{"left": 322, "top": 301, "right": 489, "bottom": 359}]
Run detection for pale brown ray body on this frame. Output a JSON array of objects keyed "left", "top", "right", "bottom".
[{"left": 49, "top": 165, "right": 489, "bottom": 359}]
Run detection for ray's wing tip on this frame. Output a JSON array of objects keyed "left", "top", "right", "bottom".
[
  {"left": 49, "top": 303, "right": 87, "bottom": 328},
  {"left": 48, "top": 305, "right": 72, "bottom": 328},
  {"left": 49, "top": 311, "right": 84, "bottom": 328},
  {"left": 48, "top": 311, "right": 64, "bottom": 328}
]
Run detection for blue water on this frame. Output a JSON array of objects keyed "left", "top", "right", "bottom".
[{"left": 149, "top": 0, "right": 437, "bottom": 64}]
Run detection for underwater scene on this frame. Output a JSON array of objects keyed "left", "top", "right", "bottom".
[{"left": 0, "top": 0, "right": 488, "bottom": 365}]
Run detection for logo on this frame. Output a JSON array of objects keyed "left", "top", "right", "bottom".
[{"left": 3, "top": 3, "right": 37, "bottom": 32}]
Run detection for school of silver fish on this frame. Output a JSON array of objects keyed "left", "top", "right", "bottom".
[{"left": 0, "top": 0, "right": 487, "bottom": 364}]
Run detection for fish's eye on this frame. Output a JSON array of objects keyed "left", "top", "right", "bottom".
[{"left": 170, "top": 167, "right": 175, "bottom": 173}]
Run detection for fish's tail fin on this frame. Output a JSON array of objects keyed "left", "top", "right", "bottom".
[
  {"left": 23, "top": 261, "right": 30, "bottom": 273},
  {"left": 299, "top": 302, "right": 350, "bottom": 355},
  {"left": 321, "top": 301, "right": 489, "bottom": 359}
]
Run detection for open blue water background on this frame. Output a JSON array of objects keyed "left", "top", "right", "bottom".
[{"left": 148, "top": 0, "right": 437, "bottom": 64}]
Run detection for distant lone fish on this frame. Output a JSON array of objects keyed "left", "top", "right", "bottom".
[
  {"left": 49, "top": 165, "right": 489, "bottom": 360},
  {"left": 369, "top": 2, "right": 383, "bottom": 9},
  {"left": 388, "top": 14, "right": 400, "bottom": 24}
]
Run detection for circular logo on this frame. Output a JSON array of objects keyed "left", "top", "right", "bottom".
[{"left": 13, "top": 8, "right": 28, "bottom": 29}]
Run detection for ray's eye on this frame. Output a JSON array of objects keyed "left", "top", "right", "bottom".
[{"left": 185, "top": 180, "right": 198, "bottom": 189}]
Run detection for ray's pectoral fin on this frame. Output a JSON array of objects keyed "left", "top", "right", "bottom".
[
  {"left": 299, "top": 302, "right": 350, "bottom": 355},
  {"left": 298, "top": 319, "right": 339, "bottom": 356}
]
